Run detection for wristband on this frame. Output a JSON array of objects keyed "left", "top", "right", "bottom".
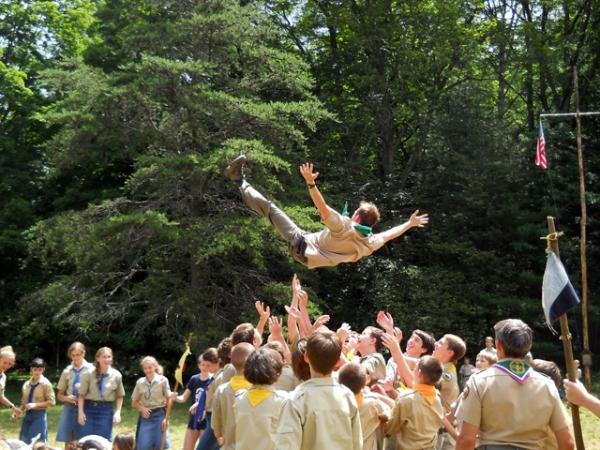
[{"left": 307, "top": 183, "right": 316, "bottom": 189}]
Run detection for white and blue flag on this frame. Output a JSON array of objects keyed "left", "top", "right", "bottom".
[{"left": 542, "top": 251, "right": 580, "bottom": 330}]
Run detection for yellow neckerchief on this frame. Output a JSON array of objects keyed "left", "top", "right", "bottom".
[
  {"left": 414, "top": 384, "right": 437, "bottom": 405},
  {"left": 346, "top": 349, "right": 356, "bottom": 361},
  {"left": 355, "top": 392, "right": 364, "bottom": 409},
  {"left": 230, "top": 375, "right": 251, "bottom": 393},
  {"left": 246, "top": 386, "right": 274, "bottom": 407}
]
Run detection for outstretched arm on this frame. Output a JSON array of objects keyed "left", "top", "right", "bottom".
[
  {"left": 379, "top": 210, "right": 428, "bottom": 243},
  {"left": 299, "top": 163, "right": 330, "bottom": 221}
]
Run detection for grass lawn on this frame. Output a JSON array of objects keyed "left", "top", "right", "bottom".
[{"left": 2, "top": 372, "right": 600, "bottom": 449}]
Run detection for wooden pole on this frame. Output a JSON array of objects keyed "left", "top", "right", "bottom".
[
  {"left": 574, "top": 67, "right": 592, "bottom": 391},
  {"left": 546, "top": 217, "right": 585, "bottom": 450},
  {"left": 160, "top": 333, "right": 193, "bottom": 450}
]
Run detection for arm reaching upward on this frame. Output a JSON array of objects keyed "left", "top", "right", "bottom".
[
  {"left": 299, "top": 163, "right": 331, "bottom": 221},
  {"left": 379, "top": 210, "right": 428, "bottom": 244}
]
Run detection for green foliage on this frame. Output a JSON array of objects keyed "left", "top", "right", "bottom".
[{"left": 1, "top": 0, "right": 599, "bottom": 374}]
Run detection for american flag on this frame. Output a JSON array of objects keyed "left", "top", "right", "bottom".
[{"left": 535, "top": 120, "right": 547, "bottom": 169}]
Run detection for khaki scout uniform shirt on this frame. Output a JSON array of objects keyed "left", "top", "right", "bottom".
[
  {"left": 233, "top": 385, "right": 288, "bottom": 450},
  {"left": 360, "top": 393, "right": 391, "bottom": 450},
  {"left": 274, "top": 377, "right": 363, "bottom": 450},
  {"left": 456, "top": 363, "right": 570, "bottom": 450},
  {"left": 21, "top": 375, "right": 56, "bottom": 409},
  {"left": 272, "top": 366, "right": 299, "bottom": 392},
  {"left": 79, "top": 367, "right": 125, "bottom": 402},
  {"left": 0, "top": 372, "right": 6, "bottom": 399},
  {"left": 360, "top": 353, "right": 387, "bottom": 383},
  {"left": 211, "top": 376, "right": 250, "bottom": 450},
  {"left": 206, "top": 364, "right": 235, "bottom": 413},
  {"left": 131, "top": 374, "right": 171, "bottom": 409},
  {"left": 385, "top": 389, "right": 443, "bottom": 450},
  {"left": 304, "top": 209, "right": 386, "bottom": 269},
  {"left": 438, "top": 363, "right": 459, "bottom": 411},
  {"left": 57, "top": 362, "right": 93, "bottom": 395}
]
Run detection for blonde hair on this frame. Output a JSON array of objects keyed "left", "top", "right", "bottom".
[
  {"left": 67, "top": 342, "right": 86, "bottom": 358},
  {"left": 477, "top": 350, "right": 498, "bottom": 366},
  {"left": 94, "top": 347, "right": 113, "bottom": 382},
  {"left": 0, "top": 346, "right": 16, "bottom": 361},
  {"left": 140, "top": 356, "right": 164, "bottom": 375}
]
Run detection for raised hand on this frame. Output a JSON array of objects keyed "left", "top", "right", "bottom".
[
  {"left": 337, "top": 322, "right": 351, "bottom": 343},
  {"left": 376, "top": 311, "right": 394, "bottom": 334},
  {"left": 269, "top": 316, "right": 284, "bottom": 338},
  {"left": 299, "top": 163, "right": 320, "bottom": 184},
  {"left": 311, "top": 315, "right": 330, "bottom": 331},
  {"left": 255, "top": 301, "right": 271, "bottom": 322},
  {"left": 409, "top": 210, "right": 429, "bottom": 228}
]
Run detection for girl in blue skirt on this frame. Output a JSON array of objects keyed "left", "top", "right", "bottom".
[
  {"left": 56, "top": 342, "right": 93, "bottom": 448},
  {"left": 132, "top": 357, "right": 171, "bottom": 450},
  {"left": 17, "top": 358, "right": 56, "bottom": 443},
  {"left": 78, "top": 347, "right": 125, "bottom": 440}
]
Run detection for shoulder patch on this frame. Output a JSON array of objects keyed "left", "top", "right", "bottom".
[{"left": 443, "top": 372, "right": 453, "bottom": 381}]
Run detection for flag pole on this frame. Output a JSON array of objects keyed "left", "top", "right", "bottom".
[
  {"left": 160, "top": 333, "right": 193, "bottom": 450},
  {"left": 573, "top": 67, "right": 592, "bottom": 392},
  {"left": 545, "top": 217, "right": 585, "bottom": 450}
]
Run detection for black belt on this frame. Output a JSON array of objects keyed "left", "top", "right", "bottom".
[
  {"left": 84, "top": 400, "right": 112, "bottom": 407},
  {"left": 148, "top": 407, "right": 166, "bottom": 414}
]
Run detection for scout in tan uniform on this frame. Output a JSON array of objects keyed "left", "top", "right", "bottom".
[
  {"left": 224, "top": 155, "right": 428, "bottom": 268},
  {"left": 233, "top": 347, "right": 288, "bottom": 450},
  {"left": 338, "top": 362, "right": 392, "bottom": 450},
  {"left": 275, "top": 331, "right": 362, "bottom": 450},
  {"left": 56, "top": 342, "right": 93, "bottom": 447},
  {"left": 211, "top": 343, "right": 254, "bottom": 450},
  {"left": 357, "top": 326, "right": 387, "bottom": 384},
  {"left": 456, "top": 319, "right": 574, "bottom": 450},
  {"left": 0, "top": 346, "right": 20, "bottom": 416},
  {"left": 78, "top": 347, "right": 125, "bottom": 441},
  {"left": 16, "top": 358, "right": 55, "bottom": 443},
  {"left": 386, "top": 356, "right": 446, "bottom": 450},
  {"left": 132, "top": 357, "right": 171, "bottom": 450}
]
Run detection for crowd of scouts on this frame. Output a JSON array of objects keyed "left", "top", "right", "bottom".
[{"left": 1, "top": 275, "right": 599, "bottom": 450}]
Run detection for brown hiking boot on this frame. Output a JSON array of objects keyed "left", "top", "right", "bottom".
[{"left": 223, "top": 154, "right": 247, "bottom": 181}]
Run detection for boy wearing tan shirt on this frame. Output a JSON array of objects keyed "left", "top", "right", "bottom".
[
  {"left": 338, "top": 362, "right": 392, "bottom": 450},
  {"left": 211, "top": 343, "right": 254, "bottom": 450},
  {"left": 234, "top": 347, "right": 288, "bottom": 450},
  {"left": 17, "top": 358, "right": 56, "bottom": 443},
  {"left": 456, "top": 319, "right": 574, "bottom": 450},
  {"left": 225, "top": 156, "right": 428, "bottom": 268},
  {"left": 385, "top": 356, "right": 445, "bottom": 450},
  {"left": 275, "top": 331, "right": 363, "bottom": 450}
]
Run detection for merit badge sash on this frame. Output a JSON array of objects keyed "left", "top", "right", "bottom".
[{"left": 494, "top": 359, "right": 532, "bottom": 384}]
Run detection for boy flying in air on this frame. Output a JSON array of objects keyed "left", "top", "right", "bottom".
[{"left": 224, "top": 155, "right": 428, "bottom": 269}]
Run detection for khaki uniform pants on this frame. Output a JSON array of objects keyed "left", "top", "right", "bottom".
[{"left": 240, "top": 183, "right": 307, "bottom": 264}]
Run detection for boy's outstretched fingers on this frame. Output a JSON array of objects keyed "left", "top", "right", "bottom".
[{"left": 410, "top": 210, "right": 429, "bottom": 227}]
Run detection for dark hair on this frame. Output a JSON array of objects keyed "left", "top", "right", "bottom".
[
  {"left": 78, "top": 440, "right": 107, "bottom": 450},
  {"left": 444, "top": 334, "right": 466, "bottom": 362},
  {"left": 201, "top": 347, "right": 219, "bottom": 364},
  {"left": 363, "top": 326, "right": 384, "bottom": 352},
  {"left": 113, "top": 433, "right": 135, "bottom": 450},
  {"left": 531, "top": 359, "right": 561, "bottom": 389},
  {"left": 306, "top": 332, "right": 342, "bottom": 375},
  {"left": 291, "top": 339, "right": 311, "bottom": 381},
  {"left": 338, "top": 363, "right": 366, "bottom": 395},
  {"left": 30, "top": 357, "right": 45, "bottom": 368},
  {"left": 417, "top": 355, "right": 443, "bottom": 385},
  {"left": 244, "top": 347, "right": 283, "bottom": 385},
  {"left": 494, "top": 319, "right": 532, "bottom": 358},
  {"left": 413, "top": 330, "right": 436, "bottom": 355},
  {"left": 231, "top": 343, "right": 254, "bottom": 371},
  {"left": 231, "top": 323, "right": 256, "bottom": 346},
  {"left": 217, "top": 337, "right": 232, "bottom": 368}
]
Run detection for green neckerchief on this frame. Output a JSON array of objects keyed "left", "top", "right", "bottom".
[
  {"left": 494, "top": 359, "right": 532, "bottom": 384},
  {"left": 342, "top": 201, "right": 372, "bottom": 237}
]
